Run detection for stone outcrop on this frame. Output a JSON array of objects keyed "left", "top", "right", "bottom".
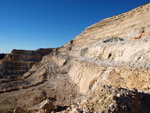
[
  {"left": 32, "top": 99, "right": 54, "bottom": 113},
  {"left": 63, "top": 2, "right": 150, "bottom": 58},
  {"left": 1, "top": 2, "right": 150, "bottom": 113}
]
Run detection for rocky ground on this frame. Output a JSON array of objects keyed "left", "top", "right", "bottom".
[{"left": 1, "top": 2, "right": 150, "bottom": 113}]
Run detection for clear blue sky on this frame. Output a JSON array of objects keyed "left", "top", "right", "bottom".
[{"left": 0, "top": 0, "right": 149, "bottom": 53}]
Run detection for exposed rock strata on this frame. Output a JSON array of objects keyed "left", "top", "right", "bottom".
[
  {"left": 1, "top": 2, "right": 150, "bottom": 113},
  {"left": 0, "top": 48, "right": 53, "bottom": 80}
]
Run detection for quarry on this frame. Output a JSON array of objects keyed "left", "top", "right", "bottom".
[{"left": 1, "top": 2, "right": 150, "bottom": 113}]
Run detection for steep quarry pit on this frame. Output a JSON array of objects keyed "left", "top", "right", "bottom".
[{"left": 1, "top": 2, "right": 150, "bottom": 113}]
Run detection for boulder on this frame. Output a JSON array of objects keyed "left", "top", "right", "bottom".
[{"left": 33, "top": 99, "right": 54, "bottom": 113}]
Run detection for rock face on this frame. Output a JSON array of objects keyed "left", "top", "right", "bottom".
[
  {"left": 0, "top": 48, "right": 53, "bottom": 79},
  {"left": 0, "top": 48, "right": 53, "bottom": 93},
  {"left": 32, "top": 99, "right": 54, "bottom": 113},
  {"left": 72, "top": 86, "right": 148, "bottom": 113},
  {"left": 1, "top": 2, "right": 150, "bottom": 113}
]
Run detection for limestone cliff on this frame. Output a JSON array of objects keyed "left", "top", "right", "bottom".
[{"left": 1, "top": 2, "right": 150, "bottom": 113}]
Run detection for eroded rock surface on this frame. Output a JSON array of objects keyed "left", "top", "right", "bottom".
[{"left": 1, "top": 2, "right": 150, "bottom": 113}]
